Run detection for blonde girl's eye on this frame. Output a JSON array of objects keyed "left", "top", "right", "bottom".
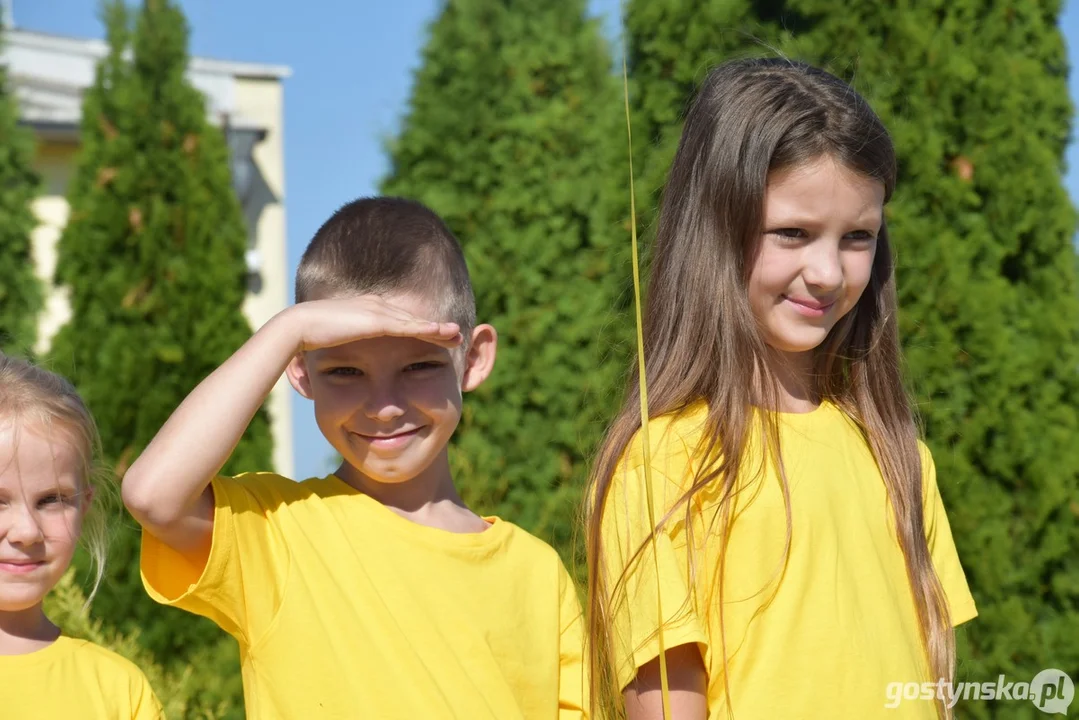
[{"left": 37, "top": 492, "right": 80, "bottom": 511}]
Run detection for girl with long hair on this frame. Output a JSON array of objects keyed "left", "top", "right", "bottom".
[{"left": 587, "top": 58, "right": 976, "bottom": 720}]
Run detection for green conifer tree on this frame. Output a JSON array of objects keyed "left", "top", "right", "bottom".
[
  {"left": 49, "top": 4, "right": 269, "bottom": 702},
  {"left": 0, "top": 14, "right": 44, "bottom": 355}
]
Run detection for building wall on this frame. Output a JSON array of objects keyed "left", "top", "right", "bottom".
[
  {"left": 27, "top": 81, "right": 294, "bottom": 477},
  {"left": 30, "top": 140, "right": 75, "bottom": 360},
  {"left": 234, "top": 74, "right": 293, "bottom": 477}
]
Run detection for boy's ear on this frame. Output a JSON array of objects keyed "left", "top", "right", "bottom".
[
  {"left": 286, "top": 353, "right": 315, "bottom": 399},
  {"left": 461, "top": 324, "right": 497, "bottom": 392}
]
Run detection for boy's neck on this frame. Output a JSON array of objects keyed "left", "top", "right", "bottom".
[
  {"left": 0, "top": 604, "right": 60, "bottom": 656},
  {"left": 334, "top": 449, "right": 489, "bottom": 533}
]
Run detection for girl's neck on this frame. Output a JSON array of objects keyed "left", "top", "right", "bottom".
[
  {"left": 761, "top": 348, "right": 819, "bottom": 413},
  {"left": 0, "top": 604, "right": 60, "bottom": 656}
]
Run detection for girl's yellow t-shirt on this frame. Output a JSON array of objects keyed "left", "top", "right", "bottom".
[
  {"left": 0, "top": 636, "right": 164, "bottom": 719},
  {"left": 600, "top": 401, "right": 977, "bottom": 719}
]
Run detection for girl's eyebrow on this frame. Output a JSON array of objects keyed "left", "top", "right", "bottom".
[
  {"left": 45, "top": 485, "right": 81, "bottom": 495},
  {"left": 0, "top": 483, "right": 81, "bottom": 499}
]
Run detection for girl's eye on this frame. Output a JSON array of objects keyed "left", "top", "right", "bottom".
[
  {"left": 38, "top": 494, "right": 74, "bottom": 510},
  {"left": 844, "top": 230, "right": 878, "bottom": 244},
  {"left": 769, "top": 228, "right": 807, "bottom": 241}
]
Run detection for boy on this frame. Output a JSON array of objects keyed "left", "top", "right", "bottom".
[{"left": 123, "top": 197, "right": 587, "bottom": 718}]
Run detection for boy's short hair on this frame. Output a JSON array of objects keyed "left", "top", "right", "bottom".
[{"left": 296, "top": 197, "right": 476, "bottom": 332}]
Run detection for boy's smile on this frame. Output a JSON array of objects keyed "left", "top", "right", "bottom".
[{"left": 355, "top": 426, "right": 424, "bottom": 451}]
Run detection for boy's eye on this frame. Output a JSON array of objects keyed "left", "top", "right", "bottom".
[
  {"left": 405, "top": 361, "right": 443, "bottom": 372},
  {"left": 324, "top": 367, "right": 361, "bottom": 377}
]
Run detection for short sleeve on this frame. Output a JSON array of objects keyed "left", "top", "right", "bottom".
[
  {"left": 131, "top": 672, "right": 165, "bottom": 720},
  {"left": 140, "top": 474, "right": 292, "bottom": 646},
  {"left": 557, "top": 563, "right": 588, "bottom": 720},
  {"left": 920, "top": 445, "right": 978, "bottom": 627},
  {"left": 598, "top": 426, "right": 709, "bottom": 691}
]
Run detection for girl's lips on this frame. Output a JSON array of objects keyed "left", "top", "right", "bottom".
[
  {"left": 0, "top": 561, "right": 45, "bottom": 574},
  {"left": 783, "top": 295, "right": 834, "bottom": 318}
]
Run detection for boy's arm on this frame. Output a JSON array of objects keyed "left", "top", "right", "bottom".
[
  {"left": 121, "top": 308, "right": 302, "bottom": 554},
  {"left": 122, "top": 296, "right": 461, "bottom": 554}
]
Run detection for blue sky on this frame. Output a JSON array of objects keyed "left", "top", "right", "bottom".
[{"left": 15, "top": 0, "right": 1079, "bottom": 479}]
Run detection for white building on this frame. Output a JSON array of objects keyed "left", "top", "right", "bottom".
[{"left": 3, "top": 28, "right": 294, "bottom": 477}]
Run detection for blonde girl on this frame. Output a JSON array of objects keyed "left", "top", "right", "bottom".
[{"left": 0, "top": 354, "right": 162, "bottom": 719}]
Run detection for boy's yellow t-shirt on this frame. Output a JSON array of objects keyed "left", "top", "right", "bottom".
[
  {"left": 601, "top": 401, "right": 977, "bottom": 719},
  {"left": 0, "top": 636, "right": 164, "bottom": 719},
  {"left": 141, "top": 473, "right": 586, "bottom": 719}
]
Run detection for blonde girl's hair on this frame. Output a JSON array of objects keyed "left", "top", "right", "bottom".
[{"left": 0, "top": 353, "right": 112, "bottom": 605}]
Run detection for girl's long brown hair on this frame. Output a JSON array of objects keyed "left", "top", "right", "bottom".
[{"left": 586, "top": 58, "right": 955, "bottom": 719}]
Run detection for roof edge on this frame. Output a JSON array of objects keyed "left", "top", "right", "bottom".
[{"left": 8, "top": 28, "right": 292, "bottom": 80}]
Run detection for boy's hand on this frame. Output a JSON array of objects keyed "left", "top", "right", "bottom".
[{"left": 291, "top": 295, "right": 462, "bottom": 353}]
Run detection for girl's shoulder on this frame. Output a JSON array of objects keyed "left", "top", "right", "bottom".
[
  {"left": 56, "top": 636, "right": 150, "bottom": 679},
  {"left": 622, "top": 400, "right": 711, "bottom": 473}
]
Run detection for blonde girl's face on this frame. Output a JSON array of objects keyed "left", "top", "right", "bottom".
[
  {"left": 749, "top": 155, "right": 885, "bottom": 360},
  {"left": 0, "top": 423, "right": 88, "bottom": 612}
]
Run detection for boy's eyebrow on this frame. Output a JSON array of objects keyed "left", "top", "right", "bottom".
[{"left": 315, "top": 345, "right": 449, "bottom": 363}]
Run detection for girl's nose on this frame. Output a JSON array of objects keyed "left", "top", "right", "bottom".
[
  {"left": 802, "top": 241, "right": 844, "bottom": 291},
  {"left": 3, "top": 505, "right": 46, "bottom": 547}
]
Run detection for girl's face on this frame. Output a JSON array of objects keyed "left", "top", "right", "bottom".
[
  {"left": 748, "top": 155, "right": 885, "bottom": 364},
  {"left": 0, "top": 423, "right": 88, "bottom": 613}
]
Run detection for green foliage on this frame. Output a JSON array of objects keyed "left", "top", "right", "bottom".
[
  {"left": 621, "top": 0, "right": 794, "bottom": 245},
  {"left": 0, "top": 20, "right": 44, "bottom": 355},
  {"left": 625, "top": 0, "right": 1079, "bottom": 713},
  {"left": 382, "top": 0, "right": 632, "bottom": 563},
  {"left": 48, "top": 0, "right": 267, "bottom": 709},
  {"left": 45, "top": 570, "right": 233, "bottom": 720}
]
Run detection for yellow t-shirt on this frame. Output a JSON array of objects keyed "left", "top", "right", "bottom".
[
  {"left": 0, "top": 636, "right": 164, "bottom": 719},
  {"left": 141, "top": 473, "right": 586, "bottom": 719},
  {"left": 600, "top": 401, "right": 977, "bottom": 719}
]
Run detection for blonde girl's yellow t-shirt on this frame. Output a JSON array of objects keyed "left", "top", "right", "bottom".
[
  {"left": 600, "top": 401, "right": 977, "bottom": 720},
  {"left": 0, "top": 636, "right": 164, "bottom": 719},
  {"left": 140, "top": 473, "right": 587, "bottom": 720}
]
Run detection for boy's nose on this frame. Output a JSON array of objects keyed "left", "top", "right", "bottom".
[
  {"left": 367, "top": 403, "right": 406, "bottom": 423},
  {"left": 361, "top": 386, "right": 407, "bottom": 422}
]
